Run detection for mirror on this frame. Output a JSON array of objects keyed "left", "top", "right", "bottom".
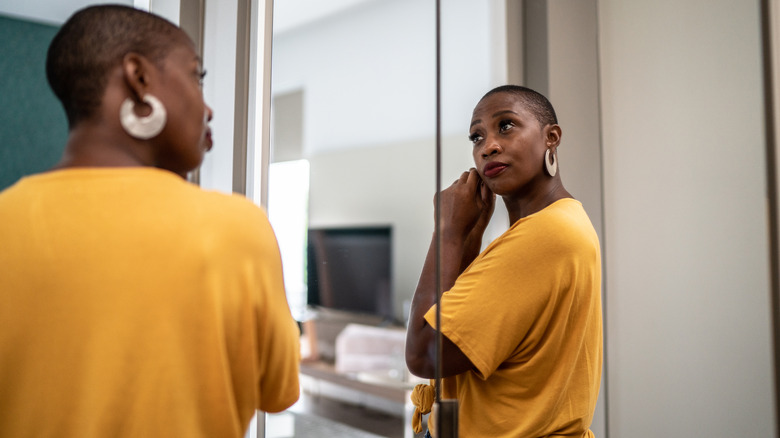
[
  {"left": 262, "top": 1, "right": 514, "bottom": 437},
  {"left": 260, "top": 1, "right": 615, "bottom": 436}
]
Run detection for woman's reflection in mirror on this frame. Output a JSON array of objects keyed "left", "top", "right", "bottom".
[{"left": 405, "top": 85, "right": 603, "bottom": 438}]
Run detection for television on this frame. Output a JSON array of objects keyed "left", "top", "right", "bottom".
[{"left": 306, "top": 226, "right": 393, "bottom": 322}]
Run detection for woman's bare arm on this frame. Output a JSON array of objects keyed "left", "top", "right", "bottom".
[{"left": 405, "top": 169, "right": 494, "bottom": 378}]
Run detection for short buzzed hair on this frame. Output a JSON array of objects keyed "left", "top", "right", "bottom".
[
  {"left": 480, "top": 85, "right": 558, "bottom": 127},
  {"left": 46, "top": 5, "right": 182, "bottom": 128}
]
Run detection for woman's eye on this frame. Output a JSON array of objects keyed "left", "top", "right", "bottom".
[
  {"left": 469, "top": 133, "right": 483, "bottom": 144},
  {"left": 197, "top": 70, "right": 207, "bottom": 86},
  {"left": 499, "top": 120, "right": 514, "bottom": 132}
]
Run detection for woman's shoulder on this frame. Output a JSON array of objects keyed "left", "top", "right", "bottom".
[
  {"left": 501, "top": 198, "right": 598, "bottom": 252},
  {"left": 542, "top": 198, "right": 593, "bottom": 229},
  {"left": 180, "top": 184, "right": 272, "bottom": 234},
  {"left": 166, "top": 181, "right": 278, "bottom": 258}
]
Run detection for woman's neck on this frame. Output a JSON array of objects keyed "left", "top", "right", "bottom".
[
  {"left": 503, "top": 179, "right": 572, "bottom": 224},
  {"left": 52, "top": 122, "right": 152, "bottom": 170}
]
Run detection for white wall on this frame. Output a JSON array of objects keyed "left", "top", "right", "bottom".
[
  {"left": 271, "top": 0, "right": 498, "bottom": 155},
  {"left": 272, "top": 0, "right": 379, "bottom": 34},
  {"left": 598, "top": 1, "right": 776, "bottom": 436},
  {"left": 198, "top": 0, "right": 239, "bottom": 194}
]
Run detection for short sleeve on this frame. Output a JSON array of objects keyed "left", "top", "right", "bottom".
[
  {"left": 424, "top": 222, "right": 568, "bottom": 380},
  {"left": 248, "top": 209, "right": 301, "bottom": 413}
]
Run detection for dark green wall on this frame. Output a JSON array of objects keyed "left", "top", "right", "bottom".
[{"left": 0, "top": 15, "right": 66, "bottom": 191}]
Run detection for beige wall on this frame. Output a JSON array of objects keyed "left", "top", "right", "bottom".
[
  {"left": 598, "top": 0, "right": 775, "bottom": 436},
  {"left": 545, "top": 2, "right": 607, "bottom": 435}
]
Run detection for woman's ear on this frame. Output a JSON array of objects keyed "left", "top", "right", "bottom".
[
  {"left": 121, "top": 52, "right": 152, "bottom": 102},
  {"left": 545, "top": 124, "right": 562, "bottom": 148}
]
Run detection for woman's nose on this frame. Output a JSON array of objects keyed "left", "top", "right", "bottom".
[{"left": 480, "top": 138, "right": 501, "bottom": 158}]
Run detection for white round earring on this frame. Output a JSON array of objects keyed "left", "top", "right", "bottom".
[
  {"left": 545, "top": 148, "right": 557, "bottom": 177},
  {"left": 119, "top": 94, "right": 167, "bottom": 140}
]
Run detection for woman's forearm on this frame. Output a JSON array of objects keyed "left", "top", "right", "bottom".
[
  {"left": 405, "top": 232, "right": 467, "bottom": 377},
  {"left": 405, "top": 170, "right": 491, "bottom": 378}
]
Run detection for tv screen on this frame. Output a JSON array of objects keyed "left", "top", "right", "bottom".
[{"left": 306, "top": 226, "right": 393, "bottom": 321}]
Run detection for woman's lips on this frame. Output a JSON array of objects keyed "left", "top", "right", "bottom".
[
  {"left": 204, "top": 129, "right": 213, "bottom": 151},
  {"left": 483, "top": 162, "right": 508, "bottom": 178}
]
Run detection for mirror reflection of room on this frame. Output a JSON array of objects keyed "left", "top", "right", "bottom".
[{"left": 264, "top": 1, "right": 511, "bottom": 437}]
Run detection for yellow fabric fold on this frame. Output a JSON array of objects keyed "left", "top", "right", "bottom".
[{"left": 411, "top": 381, "right": 435, "bottom": 434}]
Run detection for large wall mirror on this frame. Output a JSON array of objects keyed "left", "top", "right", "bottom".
[
  {"left": 259, "top": 1, "right": 779, "bottom": 438},
  {"left": 263, "top": 2, "right": 494, "bottom": 437},
  {"left": 261, "top": 1, "right": 607, "bottom": 437}
]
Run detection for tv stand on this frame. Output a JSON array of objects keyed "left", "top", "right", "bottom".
[
  {"left": 299, "top": 359, "right": 424, "bottom": 438},
  {"left": 299, "top": 308, "right": 425, "bottom": 438},
  {"left": 301, "top": 307, "right": 397, "bottom": 363},
  {"left": 300, "top": 360, "right": 409, "bottom": 404}
]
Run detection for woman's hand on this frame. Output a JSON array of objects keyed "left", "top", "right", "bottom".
[
  {"left": 437, "top": 168, "right": 495, "bottom": 242},
  {"left": 463, "top": 172, "right": 495, "bottom": 270},
  {"left": 471, "top": 171, "right": 496, "bottom": 238}
]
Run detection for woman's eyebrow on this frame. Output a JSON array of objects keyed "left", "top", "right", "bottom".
[
  {"left": 471, "top": 109, "right": 519, "bottom": 128},
  {"left": 491, "top": 110, "right": 518, "bottom": 119}
]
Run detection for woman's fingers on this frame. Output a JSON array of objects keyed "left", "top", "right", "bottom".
[
  {"left": 442, "top": 168, "right": 487, "bottom": 208},
  {"left": 479, "top": 178, "right": 494, "bottom": 205},
  {"left": 465, "top": 168, "right": 480, "bottom": 188},
  {"left": 457, "top": 170, "right": 470, "bottom": 185}
]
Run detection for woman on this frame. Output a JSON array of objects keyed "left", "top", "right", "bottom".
[
  {"left": 0, "top": 6, "right": 299, "bottom": 437},
  {"left": 406, "top": 85, "right": 603, "bottom": 437}
]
